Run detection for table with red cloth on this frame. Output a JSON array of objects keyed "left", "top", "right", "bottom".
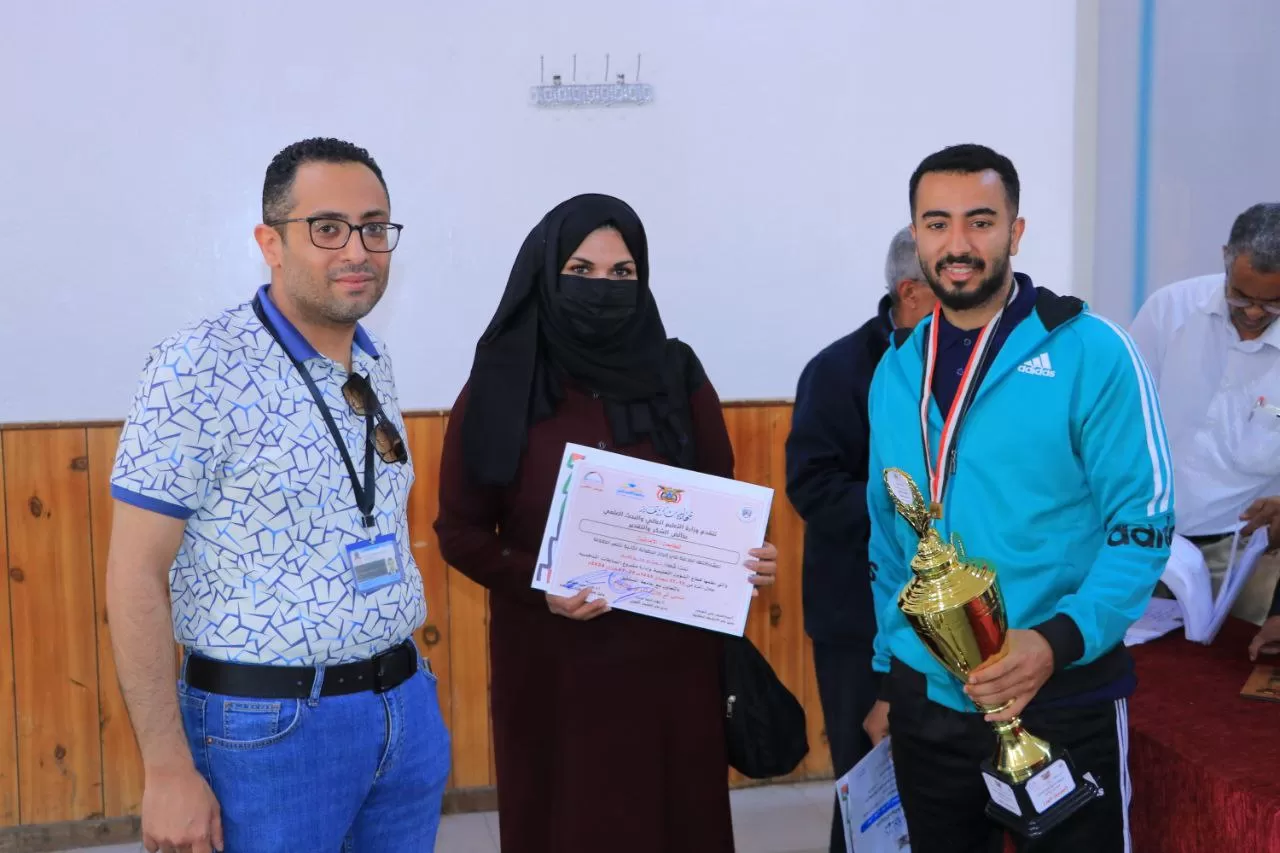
[
  {"left": 991, "top": 617, "right": 1277, "bottom": 853},
  {"left": 1125, "top": 616, "right": 1280, "bottom": 852}
]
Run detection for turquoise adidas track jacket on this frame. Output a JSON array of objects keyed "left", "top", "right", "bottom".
[{"left": 866, "top": 282, "right": 1175, "bottom": 713}]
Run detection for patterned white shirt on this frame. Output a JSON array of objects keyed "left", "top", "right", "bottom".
[{"left": 111, "top": 284, "right": 425, "bottom": 665}]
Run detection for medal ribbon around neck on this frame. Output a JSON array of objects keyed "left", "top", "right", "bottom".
[{"left": 918, "top": 281, "right": 1017, "bottom": 518}]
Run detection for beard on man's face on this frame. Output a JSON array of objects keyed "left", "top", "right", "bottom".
[
  {"left": 921, "top": 251, "right": 1011, "bottom": 312},
  {"left": 283, "top": 260, "right": 389, "bottom": 325}
]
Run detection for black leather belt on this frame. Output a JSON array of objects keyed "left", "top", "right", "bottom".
[
  {"left": 184, "top": 640, "right": 419, "bottom": 699},
  {"left": 1185, "top": 532, "right": 1231, "bottom": 546}
]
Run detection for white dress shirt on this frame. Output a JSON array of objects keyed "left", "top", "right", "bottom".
[{"left": 1129, "top": 272, "right": 1280, "bottom": 536}]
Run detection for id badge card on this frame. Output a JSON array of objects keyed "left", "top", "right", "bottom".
[{"left": 346, "top": 533, "right": 405, "bottom": 594}]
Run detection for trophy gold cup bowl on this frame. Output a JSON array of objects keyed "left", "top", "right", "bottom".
[{"left": 882, "top": 467, "right": 1097, "bottom": 837}]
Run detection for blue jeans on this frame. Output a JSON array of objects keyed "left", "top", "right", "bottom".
[{"left": 177, "top": 650, "right": 450, "bottom": 852}]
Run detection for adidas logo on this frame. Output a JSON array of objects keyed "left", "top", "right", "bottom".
[{"left": 1017, "top": 353, "right": 1056, "bottom": 377}]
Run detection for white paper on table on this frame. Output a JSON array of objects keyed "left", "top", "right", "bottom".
[
  {"left": 1136, "top": 527, "right": 1271, "bottom": 645},
  {"left": 1157, "top": 534, "right": 1214, "bottom": 642},
  {"left": 1123, "top": 598, "right": 1185, "bottom": 647},
  {"left": 532, "top": 442, "right": 773, "bottom": 636},
  {"left": 836, "top": 737, "right": 911, "bottom": 853},
  {"left": 1205, "top": 526, "right": 1270, "bottom": 642}
]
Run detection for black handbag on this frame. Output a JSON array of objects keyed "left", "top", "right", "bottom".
[{"left": 721, "top": 634, "right": 809, "bottom": 779}]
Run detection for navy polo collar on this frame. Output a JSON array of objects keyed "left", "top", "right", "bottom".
[{"left": 255, "top": 284, "right": 380, "bottom": 362}]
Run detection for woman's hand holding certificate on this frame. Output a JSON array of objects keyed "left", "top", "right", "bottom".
[
  {"left": 745, "top": 542, "right": 779, "bottom": 597},
  {"left": 545, "top": 587, "right": 611, "bottom": 621},
  {"left": 534, "top": 443, "right": 777, "bottom": 636}
]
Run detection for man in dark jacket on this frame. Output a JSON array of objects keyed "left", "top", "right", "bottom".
[{"left": 785, "top": 225, "right": 936, "bottom": 852}]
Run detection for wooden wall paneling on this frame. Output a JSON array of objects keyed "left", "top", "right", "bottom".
[
  {"left": 764, "top": 407, "right": 808, "bottom": 782},
  {"left": 404, "top": 416, "right": 455, "bottom": 785},
  {"left": 721, "top": 406, "right": 775, "bottom": 787},
  {"left": 2, "top": 429, "right": 103, "bottom": 823},
  {"left": 0, "top": 402, "right": 827, "bottom": 832},
  {"left": 487, "top": 596, "right": 497, "bottom": 787},
  {"left": 85, "top": 426, "right": 143, "bottom": 818},
  {"left": 0, "top": 437, "right": 20, "bottom": 825},
  {"left": 446, "top": 568, "right": 492, "bottom": 789},
  {"left": 723, "top": 406, "right": 775, "bottom": 652}
]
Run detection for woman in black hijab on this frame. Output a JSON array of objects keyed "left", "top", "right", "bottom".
[
  {"left": 435, "top": 194, "right": 777, "bottom": 853},
  {"left": 462, "top": 192, "right": 701, "bottom": 487}
]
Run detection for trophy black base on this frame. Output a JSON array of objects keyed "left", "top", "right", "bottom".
[{"left": 979, "top": 750, "right": 1100, "bottom": 839}]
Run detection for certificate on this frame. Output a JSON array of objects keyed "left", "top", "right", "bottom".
[
  {"left": 836, "top": 737, "right": 911, "bottom": 852},
  {"left": 532, "top": 442, "right": 774, "bottom": 636}
]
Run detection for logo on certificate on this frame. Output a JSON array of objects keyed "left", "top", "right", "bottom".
[
  {"left": 657, "top": 486, "right": 684, "bottom": 504},
  {"left": 580, "top": 472, "right": 604, "bottom": 491},
  {"left": 615, "top": 481, "right": 645, "bottom": 499},
  {"left": 738, "top": 505, "right": 757, "bottom": 522}
]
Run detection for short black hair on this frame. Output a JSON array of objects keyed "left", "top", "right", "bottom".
[
  {"left": 262, "top": 137, "right": 388, "bottom": 223},
  {"left": 908, "top": 143, "right": 1020, "bottom": 217},
  {"left": 1225, "top": 203, "right": 1280, "bottom": 274}
]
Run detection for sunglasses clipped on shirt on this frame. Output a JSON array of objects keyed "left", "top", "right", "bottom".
[{"left": 341, "top": 373, "right": 408, "bottom": 464}]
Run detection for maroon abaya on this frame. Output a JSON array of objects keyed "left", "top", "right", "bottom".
[{"left": 435, "top": 380, "right": 738, "bottom": 853}]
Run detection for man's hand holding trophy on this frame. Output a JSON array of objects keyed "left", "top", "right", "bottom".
[{"left": 881, "top": 466, "right": 1099, "bottom": 839}]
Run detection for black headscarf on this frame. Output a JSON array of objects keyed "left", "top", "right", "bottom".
[{"left": 461, "top": 193, "right": 705, "bottom": 486}]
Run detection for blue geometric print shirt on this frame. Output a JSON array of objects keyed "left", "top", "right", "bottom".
[{"left": 110, "top": 285, "right": 425, "bottom": 665}]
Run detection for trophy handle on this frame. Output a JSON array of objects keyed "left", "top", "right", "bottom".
[{"left": 883, "top": 468, "right": 932, "bottom": 538}]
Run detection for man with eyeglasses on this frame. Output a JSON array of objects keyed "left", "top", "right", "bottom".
[
  {"left": 105, "top": 137, "right": 448, "bottom": 853},
  {"left": 1130, "top": 202, "right": 1280, "bottom": 632}
]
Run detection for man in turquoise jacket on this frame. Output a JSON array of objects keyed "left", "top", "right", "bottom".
[{"left": 862, "top": 144, "right": 1174, "bottom": 853}]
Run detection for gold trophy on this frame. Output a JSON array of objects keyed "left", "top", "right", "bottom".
[{"left": 883, "top": 467, "right": 1098, "bottom": 838}]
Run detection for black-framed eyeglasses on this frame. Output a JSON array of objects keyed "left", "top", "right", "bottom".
[
  {"left": 1225, "top": 288, "right": 1280, "bottom": 316},
  {"left": 342, "top": 374, "right": 408, "bottom": 464},
  {"left": 267, "top": 216, "right": 403, "bottom": 253}
]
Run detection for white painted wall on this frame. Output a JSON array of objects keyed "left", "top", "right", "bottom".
[
  {"left": 1087, "top": 0, "right": 1143, "bottom": 323},
  {"left": 0, "top": 1, "right": 1080, "bottom": 422},
  {"left": 1145, "top": 1, "right": 1280, "bottom": 296},
  {"left": 1091, "top": 0, "right": 1280, "bottom": 323}
]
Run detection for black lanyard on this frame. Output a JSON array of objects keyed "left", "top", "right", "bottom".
[
  {"left": 252, "top": 295, "right": 377, "bottom": 532},
  {"left": 918, "top": 281, "right": 1017, "bottom": 519}
]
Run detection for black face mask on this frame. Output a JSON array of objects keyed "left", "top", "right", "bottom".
[{"left": 554, "top": 274, "right": 639, "bottom": 339}]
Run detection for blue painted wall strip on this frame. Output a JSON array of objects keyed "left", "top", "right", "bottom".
[{"left": 1131, "top": 0, "right": 1156, "bottom": 318}]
